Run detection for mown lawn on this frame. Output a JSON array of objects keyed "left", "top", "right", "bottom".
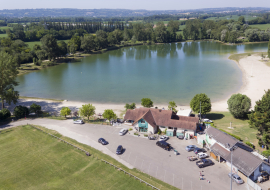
[
  {"left": 0, "top": 125, "right": 177, "bottom": 190},
  {"left": 250, "top": 24, "right": 270, "bottom": 31},
  {"left": 206, "top": 112, "right": 260, "bottom": 149},
  {"left": 0, "top": 33, "right": 8, "bottom": 38},
  {"left": 206, "top": 15, "right": 256, "bottom": 21}
]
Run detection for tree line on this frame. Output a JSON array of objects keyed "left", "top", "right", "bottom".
[{"left": 183, "top": 16, "right": 270, "bottom": 43}]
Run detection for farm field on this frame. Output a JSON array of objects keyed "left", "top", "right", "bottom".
[
  {"left": 0, "top": 26, "right": 12, "bottom": 30},
  {"left": 250, "top": 24, "right": 270, "bottom": 31},
  {"left": 0, "top": 125, "right": 175, "bottom": 190},
  {"left": 206, "top": 15, "right": 256, "bottom": 21}
]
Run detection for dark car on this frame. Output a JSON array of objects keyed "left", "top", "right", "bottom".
[
  {"left": 196, "top": 159, "right": 214, "bottom": 168},
  {"left": 156, "top": 141, "right": 171, "bottom": 151},
  {"left": 194, "top": 148, "right": 206, "bottom": 154},
  {"left": 98, "top": 138, "right": 108, "bottom": 145},
  {"left": 116, "top": 145, "right": 123, "bottom": 155}
]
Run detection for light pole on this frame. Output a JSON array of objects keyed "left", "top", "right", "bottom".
[{"left": 226, "top": 143, "right": 235, "bottom": 190}]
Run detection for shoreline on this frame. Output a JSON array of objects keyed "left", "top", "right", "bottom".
[{"left": 10, "top": 52, "right": 270, "bottom": 116}]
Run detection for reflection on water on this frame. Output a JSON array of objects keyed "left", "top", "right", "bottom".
[{"left": 16, "top": 42, "right": 268, "bottom": 105}]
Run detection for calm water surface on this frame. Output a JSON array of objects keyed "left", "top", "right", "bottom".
[{"left": 16, "top": 42, "right": 268, "bottom": 105}]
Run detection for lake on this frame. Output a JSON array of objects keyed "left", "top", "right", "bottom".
[{"left": 16, "top": 41, "right": 268, "bottom": 105}]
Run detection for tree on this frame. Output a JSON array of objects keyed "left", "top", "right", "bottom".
[
  {"left": 141, "top": 98, "right": 153, "bottom": 108},
  {"left": 60, "top": 107, "right": 71, "bottom": 118},
  {"left": 102, "top": 109, "right": 117, "bottom": 121},
  {"left": 81, "top": 34, "right": 95, "bottom": 52},
  {"left": 40, "top": 34, "right": 58, "bottom": 61},
  {"left": 0, "top": 108, "right": 11, "bottom": 120},
  {"left": 29, "top": 103, "right": 41, "bottom": 114},
  {"left": 155, "top": 22, "right": 167, "bottom": 43},
  {"left": 248, "top": 89, "right": 270, "bottom": 148},
  {"left": 14, "top": 105, "right": 29, "bottom": 118},
  {"left": 238, "top": 16, "right": 245, "bottom": 25},
  {"left": 125, "top": 103, "right": 136, "bottom": 110},
  {"left": 227, "top": 93, "right": 251, "bottom": 118},
  {"left": 168, "top": 101, "right": 177, "bottom": 112},
  {"left": 190, "top": 93, "right": 211, "bottom": 114},
  {"left": 79, "top": 104, "right": 96, "bottom": 121},
  {"left": 0, "top": 51, "right": 19, "bottom": 110},
  {"left": 57, "top": 41, "right": 67, "bottom": 57}
]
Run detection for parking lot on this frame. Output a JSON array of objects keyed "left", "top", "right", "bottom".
[{"left": 4, "top": 119, "right": 248, "bottom": 190}]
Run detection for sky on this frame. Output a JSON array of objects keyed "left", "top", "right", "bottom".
[{"left": 1, "top": 0, "right": 270, "bottom": 10}]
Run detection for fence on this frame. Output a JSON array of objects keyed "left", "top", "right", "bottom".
[
  {"left": 28, "top": 124, "right": 159, "bottom": 190},
  {"left": 247, "top": 178, "right": 262, "bottom": 190}
]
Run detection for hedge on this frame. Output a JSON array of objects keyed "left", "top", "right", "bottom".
[
  {"left": 245, "top": 141, "right": 254, "bottom": 149},
  {"left": 262, "top": 150, "right": 270, "bottom": 158}
]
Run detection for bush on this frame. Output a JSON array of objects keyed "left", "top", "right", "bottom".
[
  {"left": 0, "top": 108, "right": 11, "bottom": 120},
  {"left": 134, "top": 132, "right": 139, "bottom": 136},
  {"left": 219, "top": 129, "right": 242, "bottom": 141},
  {"left": 248, "top": 53, "right": 251, "bottom": 56},
  {"left": 14, "top": 105, "right": 29, "bottom": 118},
  {"left": 144, "top": 134, "right": 148, "bottom": 137},
  {"left": 245, "top": 141, "right": 254, "bottom": 149},
  {"left": 262, "top": 150, "right": 270, "bottom": 158},
  {"left": 227, "top": 93, "right": 251, "bottom": 118},
  {"left": 157, "top": 128, "right": 161, "bottom": 135},
  {"left": 128, "top": 128, "right": 133, "bottom": 131}
]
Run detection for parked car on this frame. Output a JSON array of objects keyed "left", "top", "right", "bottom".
[
  {"left": 202, "top": 118, "right": 213, "bottom": 123},
  {"left": 73, "top": 120, "right": 84, "bottom": 124},
  {"left": 196, "top": 159, "right": 214, "bottom": 168},
  {"left": 194, "top": 148, "right": 206, "bottom": 154},
  {"left": 188, "top": 156, "right": 198, "bottom": 161},
  {"left": 197, "top": 152, "right": 208, "bottom": 159},
  {"left": 156, "top": 141, "right": 171, "bottom": 151},
  {"left": 177, "top": 134, "right": 184, "bottom": 140},
  {"left": 119, "top": 128, "right": 128, "bottom": 136},
  {"left": 185, "top": 145, "right": 197, "bottom": 152},
  {"left": 228, "top": 173, "right": 244, "bottom": 184},
  {"left": 159, "top": 135, "right": 169, "bottom": 141},
  {"left": 116, "top": 145, "right": 123, "bottom": 155},
  {"left": 98, "top": 138, "right": 108, "bottom": 145}
]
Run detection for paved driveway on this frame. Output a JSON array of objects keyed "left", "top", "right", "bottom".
[{"left": 2, "top": 119, "right": 248, "bottom": 190}]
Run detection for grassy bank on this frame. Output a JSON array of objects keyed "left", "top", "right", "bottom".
[
  {"left": 228, "top": 51, "right": 267, "bottom": 63},
  {"left": 206, "top": 112, "right": 262, "bottom": 150},
  {"left": 0, "top": 125, "right": 177, "bottom": 190},
  {"left": 250, "top": 24, "right": 270, "bottom": 31}
]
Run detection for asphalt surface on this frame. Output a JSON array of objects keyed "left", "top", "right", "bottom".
[{"left": 2, "top": 119, "right": 249, "bottom": 190}]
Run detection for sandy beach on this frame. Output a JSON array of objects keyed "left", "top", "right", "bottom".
[{"left": 4, "top": 55, "right": 270, "bottom": 116}]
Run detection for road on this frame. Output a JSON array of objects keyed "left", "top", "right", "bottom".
[{"left": 2, "top": 119, "right": 249, "bottom": 190}]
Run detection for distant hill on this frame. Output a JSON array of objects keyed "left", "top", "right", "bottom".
[{"left": 0, "top": 7, "right": 270, "bottom": 18}]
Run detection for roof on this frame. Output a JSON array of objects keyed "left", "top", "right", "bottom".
[
  {"left": 176, "top": 109, "right": 192, "bottom": 117},
  {"left": 124, "top": 108, "right": 198, "bottom": 131},
  {"left": 205, "top": 126, "right": 238, "bottom": 147},
  {"left": 210, "top": 143, "right": 230, "bottom": 159},
  {"left": 225, "top": 148, "right": 263, "bottom": 177}
]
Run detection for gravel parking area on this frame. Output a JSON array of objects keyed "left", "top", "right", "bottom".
[{"left": 3, "top": 119, "right": 249, "bottom": 190}]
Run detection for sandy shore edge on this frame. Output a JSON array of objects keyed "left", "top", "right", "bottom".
[{"left": 5, "top": 54, "right": 270, "bottom": 116}]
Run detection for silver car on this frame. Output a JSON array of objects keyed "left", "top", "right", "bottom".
[
  {"left": 119, "top": 128, "right": 128, "bottom": 136},
  {"left": 185, "top": 145, "right": 197, "bottom": 152},
  {"left": 73, "top": 120, "right": 84, "bottom": 124},
  {"left": 228, "top": 173, "right": 244, "bottom": 184}
]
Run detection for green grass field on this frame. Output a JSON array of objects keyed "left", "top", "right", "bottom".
[
  {"left": 0, "top": 125, "right": 177, "bottom": 190},
  {"left": 26, "top": 40, "right": 70, "bottom": 50},
  {"left": 0, "top": 26, "right": 12, "bottom": 30},
  {"left": 206, "top": 15, "right": 256, "bottom": 21},
  {"left": 0, "top": 33, "right": 8, "bottom": 38},
  {"left": 206, "top": 112, "right": 261, "bottom": 150},
  {"left": 250, "top": 24, "right": 270, "bottom": 31}
]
